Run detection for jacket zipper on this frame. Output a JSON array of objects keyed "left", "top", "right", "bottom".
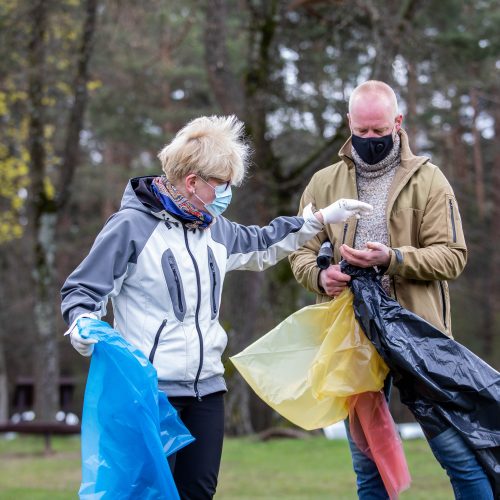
[
  {"left": 169, "top": 259, "right": 184, "bottom": 313},
  {"left": 449, "top": 199, "right": 457, "bottom": 243},
  {"left": 387, "top": 233, "right": 398, "bottom": 301},
  {"left": 183, "top": 227, "right": 203, "bottom": 401},
  {"left": 439, "top": 281, "right": 448, "bottom": 329},
  {"left": 392, "top": 278, "right": 398, "bottom": 301},
  {"left": 149, "top": 319, "right": 167, "bottom": 363},
  {"left": 341, "top": 223, "right": 348, "bottom": 244},
  {"left": 209, "top": 262, "right": 217, "bottom": 315}
]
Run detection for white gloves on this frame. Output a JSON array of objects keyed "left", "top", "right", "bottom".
[
  {"left": 71, "top": 329, "right": 98, "bottom": 357},
  {"left": 319, "top": 199, "right": 373, "bottom": 224},
  {"left": 65, "top": 313, "right": 98, "bottom": 357}
]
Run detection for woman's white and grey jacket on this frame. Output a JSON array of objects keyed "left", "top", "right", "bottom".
[{"left": 61, "top": 177, "right": 324, "bottom": 399}]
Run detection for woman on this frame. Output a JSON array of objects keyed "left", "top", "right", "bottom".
[{"left": 61, "top": 115, "right": 372, "bottom": 499}]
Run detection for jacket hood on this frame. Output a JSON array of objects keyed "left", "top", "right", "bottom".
[{"left": 119, "top": 176, "right": 164, "bottom": 215}]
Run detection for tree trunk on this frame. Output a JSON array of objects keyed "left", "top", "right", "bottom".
[
  {"left": 363, "top": 0, "right": 419, "bottom": 84},
  {"left": 469, "top": 88, "right": 485, "bottom": 220},
  {"left": 57, "top": 0, "right": 98, "bottom": 208},
  {"left": 27, "top": 0, "right": 58, "bottom": 421},
  {"left": 202, "top": 0, "right": 244, "bottom": 117},
  {"left": 484, "top": 88, "right": 500, "bottom": 364},
  {"left": 203, "top": 0, "right": 282, "bottom": 434},
  {"left": 405, "top": 62, "right": 417, "bottom": 149},
  {"left": 0, "top": 252, "right": 8, "bottom": 423},
  {"left": 0, "top": 346, "right": 7, "bottom": 423},
  {"left": 29, "top": 0, "right": 99, "bottom": 421}
]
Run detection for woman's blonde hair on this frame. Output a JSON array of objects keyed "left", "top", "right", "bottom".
[{"left": 158, "top": 115, "right": 250, "bottom": 186}]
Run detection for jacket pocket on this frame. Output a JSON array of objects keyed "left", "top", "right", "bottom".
[
  {"left": 149, "top": 319, "right": 167, "bottom": 363},
  {"left": 207, "top": 247, "right": 221, "bottom": 319},
  {"left": 438, "top": 281, "right": 449, "bottom": 331},
  {"left": 161, "top": 249, "right": 187, "bottom": 322},
  {"left": 445, "top": 194, "right": 465, "bottom": 247}
]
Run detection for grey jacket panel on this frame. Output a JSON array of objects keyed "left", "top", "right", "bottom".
[
  {"left": 211, "top": 207, "right": 323, "bottom": 272},
  {"left": 158, "top": 374, "right": 227, "bottom": 398},
  {"left": 61, "top": 208, "right": 158, "bottom": 325},
  {"left": 211, "top": 215, "right": 303, "bottom": 255}
]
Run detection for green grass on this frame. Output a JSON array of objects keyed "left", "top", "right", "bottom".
[
  {"left": 219, "top": 437, "right": 453, "bottom": 500},
  {"left": 0, "top": 435, "right": 453, "bottom": 499}
]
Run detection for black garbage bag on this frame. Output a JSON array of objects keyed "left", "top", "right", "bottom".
[{"left": 341, "top": 263, "right": 500, "bottom": 496}]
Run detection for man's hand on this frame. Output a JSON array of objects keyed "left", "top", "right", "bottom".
[
  {"left": 340, "top": 242, "right": 391, "bottom": 268},
  {"left": 319, "top": 264, "right": 351, "bottom": 297}
]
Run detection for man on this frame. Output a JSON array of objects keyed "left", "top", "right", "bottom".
[{"left": 289, "top": 81, "right": 494, "bottom": 499}]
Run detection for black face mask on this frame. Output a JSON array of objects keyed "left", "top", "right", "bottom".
[{"left": 351, "top": 133, "right": 394, "bottom": 165}]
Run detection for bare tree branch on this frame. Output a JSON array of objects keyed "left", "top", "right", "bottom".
[{"left": 277, "top": 127, "right": 347, "bottom": 192}]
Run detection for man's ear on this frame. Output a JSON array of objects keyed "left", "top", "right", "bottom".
[{"left": 395, "top": 114, "right": 403, "bottom": 131}]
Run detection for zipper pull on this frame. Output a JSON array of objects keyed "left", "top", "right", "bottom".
[{"left": 195, "top": 388, "right": 202, "bottom": 402}]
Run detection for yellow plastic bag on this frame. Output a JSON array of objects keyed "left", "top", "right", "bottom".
[{"left": 230, "top": 290, "right": 389, "bottom": 430}]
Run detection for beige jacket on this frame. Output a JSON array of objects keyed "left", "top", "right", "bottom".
[{"left": 289, "top": 130, "right": 467, "bottom": 337}]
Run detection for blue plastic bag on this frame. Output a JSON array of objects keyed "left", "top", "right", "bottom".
[{"left": 77, "top": 318, "right": 194, "bottom": 499}]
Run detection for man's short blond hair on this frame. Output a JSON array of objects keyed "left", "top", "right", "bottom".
[
  {"left": 349, "top": 80, "right": 399, "bottom": 118},
  {"left": 158, "top": 115, "right": 250, "bottom": 186}
]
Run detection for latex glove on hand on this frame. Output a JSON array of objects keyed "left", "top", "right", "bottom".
[
  {"left": 319, "top": 199, "right": 373, "bottom": 224},
  {"left": 65, "top": 313, "right": 98, "bottom": 357},
  {"left": 71, "top": 329, "right": 98, "bottom": 357}
]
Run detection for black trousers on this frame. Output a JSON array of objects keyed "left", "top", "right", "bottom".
[{"left": 168, "top": 392, "right": 225, "bottom": 500}]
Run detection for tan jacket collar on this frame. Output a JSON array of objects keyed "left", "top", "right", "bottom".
[
  {"left": 338, "top": 129, "right": 429, "bottom": 172},
  {"left": 338, "top": 128, "right": 430, "bottom": 217}
]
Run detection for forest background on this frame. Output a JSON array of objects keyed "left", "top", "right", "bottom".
[{"left": 0, "top": 0, "right": 498, "bottom": 434}]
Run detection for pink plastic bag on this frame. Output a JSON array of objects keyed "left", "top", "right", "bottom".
[{"left": 348, "top": 392, "right": 411, "bottom": 499}]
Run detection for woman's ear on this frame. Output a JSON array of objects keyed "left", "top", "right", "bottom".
[{"left": 185, "top": 174, "right": 197, "bottom": 194}]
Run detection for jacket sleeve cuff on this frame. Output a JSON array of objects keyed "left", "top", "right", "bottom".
[
  {"left": 302, "top": 203, "right": 324, "bottom": 231},
  {"left": 311, "top": 266, "right": 326, "bottom": 295},
  {"left": 385, "top": 248, "right": 403, "bottom": 276},
  {"left": 64, "top": 310, "right": 99, "bottom": 336}
]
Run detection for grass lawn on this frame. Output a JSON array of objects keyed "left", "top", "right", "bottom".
[{"left": 0, "top": 434, "right": 453, "bottom": 499}]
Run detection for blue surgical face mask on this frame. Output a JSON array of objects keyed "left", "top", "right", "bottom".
[{"left": 195, "top": 177, "right": 232, "bottom": 217}]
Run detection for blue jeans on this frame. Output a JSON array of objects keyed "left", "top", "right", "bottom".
[
  {"left": 428, "top": 427, "right": 493, "bottom": 500},
  {"left": 345, "top": 423, "right": 494, "bottom": 499}
]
